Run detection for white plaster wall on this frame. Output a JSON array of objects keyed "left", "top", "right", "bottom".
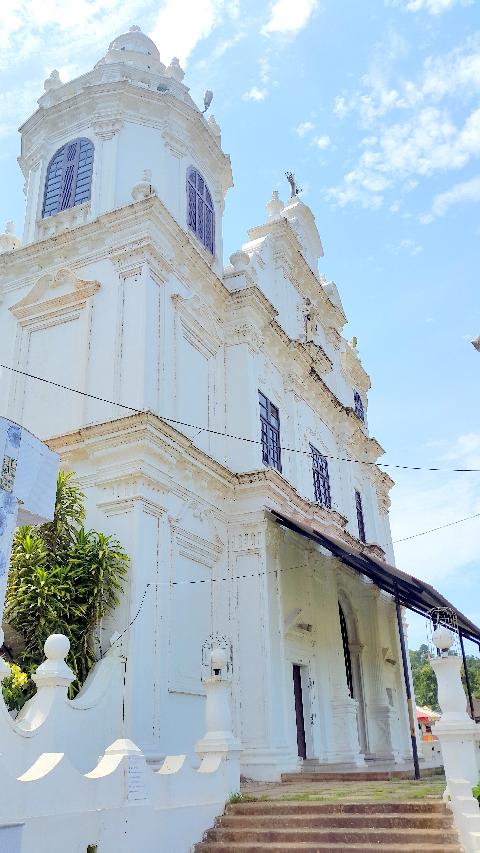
[{"left": 0, "top": 29, "right": 410, "bottom": 789}]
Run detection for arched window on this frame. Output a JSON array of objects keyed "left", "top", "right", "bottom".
[
  {"left": 186, "top": 167, "right": 214, "bottom": 254},
  {"left": 339, "top": 603, "right": 354, "bottom": 698},
  {"left": 42, "top": 138, "right": 94, "bottom": 218}
]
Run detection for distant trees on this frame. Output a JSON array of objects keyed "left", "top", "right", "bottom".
[{"left": 409, "top": 643, "right": 480, "bottom": 710}]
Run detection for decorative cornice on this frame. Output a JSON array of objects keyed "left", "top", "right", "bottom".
[
  {"left": 109, "top": 238, "right": 172, "bottom": 281},
  {"left": 93, "top": 112, "right": 124, "bottom": 140},
  {"left": 19, "top": 79, "right": 233, "bottom": 193},
  {"left": 341, "top": 343, "right": 371, "bottom": 394},
  {"left": 299, "top": 340, "right": 333, "bottom": 377},
  {"left": 0, "top": 196, "right": 229, "bottom": 308}
]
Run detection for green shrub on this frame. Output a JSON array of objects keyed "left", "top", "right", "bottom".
[
  {"left": 1, "top": 662, "right": 32, "bottom": 712},
  {"left": 3, "top": 471, "right": 128, "bottom": 706}
]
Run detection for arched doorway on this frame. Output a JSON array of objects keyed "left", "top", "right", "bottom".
[{"left": 338, "top": 600, "right": 368, "bottom": 755}]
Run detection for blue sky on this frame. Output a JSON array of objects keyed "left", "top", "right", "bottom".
[{"left": 0, "top": 0, "right": 479, "bottom": 652}]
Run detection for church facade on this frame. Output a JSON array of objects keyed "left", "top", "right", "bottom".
[{"left": 0, "top": 26, "right": 414, "bottom": 780}]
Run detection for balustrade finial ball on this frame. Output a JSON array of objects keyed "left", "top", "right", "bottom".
[
  {"left": 432, "top": 626, "right": 454, "bottom": 653},
  {"left": 210, "top": 647, "right": 228, "bottom": 672},
  {"left": 44, "top": 633, "right": 70, "bottom": 661}
]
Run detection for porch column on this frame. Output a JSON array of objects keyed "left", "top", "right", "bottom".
[
  {"left": 230, "top": 518, "right": 293, "bottom": 780},
  {"left": 363, "top": 585, "right": 396, "bottom": 761},
  {"left": 323, "top": 562, "right": 365, "bottom": 766}
]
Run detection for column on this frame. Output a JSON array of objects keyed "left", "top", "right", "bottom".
[
  {"left": 363, "top": 585, "right": 395, "bottom": 760},
  {"left": 91, "top": 116, "right": 123, "bottom": 216},
  {"left": 321, "top": 562, "right": 365, "bottom": 765},
  {"left": 230, "top": 518, "right": 293, "bottom": 780}
]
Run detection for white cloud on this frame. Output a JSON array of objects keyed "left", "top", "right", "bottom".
[
  {"left": 328, "top": 104, "right": 480, "bottom": 208},
  {"left": 242, "top": 86, "right": 267, "bottom": 101},
  {"left": 0, "top": 81, "right": 42, "bottom": 139},
  {"left": 0, "top": 0, "right": 146, "bottom": 71},
  {"left": 402, "top": 0, "right": 472, "bottom": 14},
  {"left": 150, "top": 0, "right": 233, "bottom": 65},
  {"left": 334, "top": 35, "right": 480, "bottom": 127},
  {"left": 333, "top": 95, "right": 349, "bottom": 118},
  {"left": 262, "top": 0, "right": 318, "bottom": 35},
  {"left": 444, "top": 432, "right": 480, "bottom": 468},
  {"left": 399, "top": 237, "right": 423, "bottom": 255},
  {"left": 424, "top": 175, "right": 480, "bottom": 219},
  {"left": 296, "top": 121, "right": 315, "bottom": 137},
  {"left": 315, "top": 134, "right": 331, "bottom": 149},
  {"left": 0, "top": 0, "right": 233, "bottom": 74},
  {"left": 386, "top": 236, "right": 423, "bottom": 255}
]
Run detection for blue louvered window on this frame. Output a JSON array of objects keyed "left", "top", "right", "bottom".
[
  {"left": 310, "top": 444, "right": 331, "bottom": 508},
  {"left": 186, "top": 166, "right": 214, "bottom": 254},
  {"left": 259, "top": 392, "right": 282, "bottom": 472},
  {"left": 355, "top": 490, "right": 366, "bottom": 543},
  {"left": 353, "top": 390, "right": 365, "bottom": 422},
  {"left": 42, "top": 138, "right": 94, "bottom": 218}
]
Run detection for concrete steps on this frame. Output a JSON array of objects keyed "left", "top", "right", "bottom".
[{"left": 194, "top": 800, "right": 461, "bottom": 852}]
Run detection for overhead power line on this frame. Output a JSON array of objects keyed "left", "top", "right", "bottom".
[
  {"left": 393, "top": 511, "right": 480, "bottom": 543},
  {"left": 1, "top": 362, "right": 479, "bottom": 474}
]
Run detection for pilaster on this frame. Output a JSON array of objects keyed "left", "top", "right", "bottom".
[
  {"left": 91, "top": 114, "right": 124, "bottom": 217},
  {"left": 362, "top": 586, "right": 396, "bottom": 760}
]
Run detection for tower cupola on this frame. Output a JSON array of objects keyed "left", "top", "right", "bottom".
[
  {"left": 100, "top": 25, "right": 163, "bottom": 70},
  {"left": 18, "top": 26, "right": 232, "bottom": 274}
]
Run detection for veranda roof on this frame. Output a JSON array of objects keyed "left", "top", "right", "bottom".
[{"left": 267, "top": 508, "right": 480, "bottom": 646}]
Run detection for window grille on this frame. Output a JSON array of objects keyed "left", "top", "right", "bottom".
[
  {"left": 353, "top": 390, "right": 365, "bottom": 422},
  {"left": 186, "top": 166, "right": 215, "bottom": 254},
  {"left": 310, "top": 444, "right": 331, "bottom": 508},
  {"left": 259, "top": 392, "right": 282, "bottom": 472},
  {"left": 355, "top": 489, "right": 366, "bottom": 543},
  {"left": 42, "top": 138, "right": 94, "bottom": 218}
]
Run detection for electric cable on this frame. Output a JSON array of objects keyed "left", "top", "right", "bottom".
[
  {"left": 1, "top": 362, "right": 479, "bottom": 474},
  {"left": 392, "top": 511, "right": 480, "bottom": 543}
]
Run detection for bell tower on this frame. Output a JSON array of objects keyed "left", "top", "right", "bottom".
[{"left": 18, "top": 25, "right": 232, "bottom": 274}]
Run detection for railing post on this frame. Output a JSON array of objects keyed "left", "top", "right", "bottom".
[{"left": 393, "top": 582, "right": 420, "bottom": 780}]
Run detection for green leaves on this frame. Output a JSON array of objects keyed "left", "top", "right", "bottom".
[
  {"left": 3, "top": 472, "right": 128, "bottom": 706},
  {"left": 409, "top": 643, "right": 480, "bottom": 711}
]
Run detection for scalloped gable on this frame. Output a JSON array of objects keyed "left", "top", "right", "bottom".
[
  {"left": 10, "top": 268, "right": 101, "bottom": 321},
  {"left": 281, "top": 196, "right": 324, "bottom": 273}
]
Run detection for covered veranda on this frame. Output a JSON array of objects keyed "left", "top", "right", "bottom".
[{"left": 267, "top": 508, "right": 480, "bottom": 780}]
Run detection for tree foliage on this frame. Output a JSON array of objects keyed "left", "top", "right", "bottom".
[
  {"left": 409, "top": 643, "right": 480, "bottom": 711},
  {"left": 3, "top": 471, "right": 128, "bottom": 702}
]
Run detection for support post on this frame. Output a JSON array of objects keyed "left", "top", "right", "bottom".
[
  {"left": 393, "top": 582, "right": 420, "bottom": 780},
  {"left": 459, "top": 630, "right": 475, "bottom": 721}
]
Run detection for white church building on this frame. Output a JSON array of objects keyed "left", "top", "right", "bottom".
[{"left": 1, "top": 26, "right": 477, "bottom": 789}]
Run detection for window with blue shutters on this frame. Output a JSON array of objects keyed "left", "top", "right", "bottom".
[
  {"left": 42, "top": 138, "right": 94, "bottom": 218},
  {"left": 186, "top": 166, "right": 215, "bottom": 254},
  {"left": 353, "top": 390, "right": 365, "bottom": 422},
  {"left": 355, "top": 489, "right": 366, "bottom": 543},
  {"left": 310, "top": 444, "right": 331, "bottom": 508},
  {"left": 259, "top": 392, "right": 282, "bottom": 472}
]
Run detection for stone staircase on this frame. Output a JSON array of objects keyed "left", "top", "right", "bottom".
[{"left": 194, "top": 800, "right": 462, "bottom": 852}]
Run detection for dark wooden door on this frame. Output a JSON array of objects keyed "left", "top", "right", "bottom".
[{"left": 293, "top": 664, "right": 307, "bottom": 759}]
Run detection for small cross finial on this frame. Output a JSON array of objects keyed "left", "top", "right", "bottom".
[{"left": 285, "top": 171, "right": 302, "bottom": 198}]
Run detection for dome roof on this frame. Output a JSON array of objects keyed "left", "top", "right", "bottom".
[{"left": 103, "top": 25, "right": 161, "bottom": 65}]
